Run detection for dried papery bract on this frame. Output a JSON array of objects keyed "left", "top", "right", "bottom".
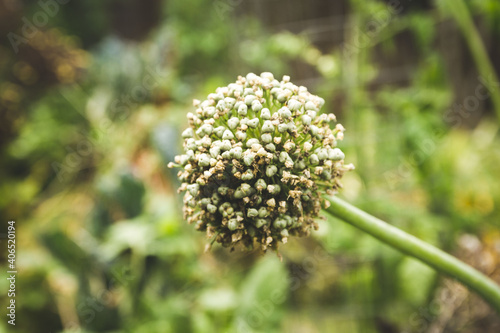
[{"left": 169, "top": 73, "right": 354, "bottom": 252}]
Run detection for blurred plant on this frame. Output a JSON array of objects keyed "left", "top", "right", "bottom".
[{"left": 3, "top": 0, "right": 500, "bottom": 332}]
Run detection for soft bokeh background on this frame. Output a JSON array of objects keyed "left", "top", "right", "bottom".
[{"left": 1, "top": 0, "right": 500, "bottom": 332}]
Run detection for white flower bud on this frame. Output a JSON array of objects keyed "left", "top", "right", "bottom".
[
  {"left": 267, "top": 184, "right": 281, "bottom": 194},
  {"left": 279, "top": 107, "right": 292, "bottom": 119},
  {"left": 266, "top": 165, "right": 278, "bottom": 177},
  {"left": 288, "top": 99, "right": 302, "bottom": 111},
  {"left": 301, "top": 115, "right": 311, "bottom": 125},
  {"left": 242, "top": 170, "right": 254, "bottom": 180},
  {"left": 273, "top": 218, "right": 286, "bottom": 229},
  {"left": 236, "top": 131, "right": 247, "bottom": 141},
  {"left": 305, "top": 101, "right": 317, "bottom": 111},
  {"left": 317, "top": 149, "right": 328, "bottom": 160},
  {"left": 279, "top": 152, "right": 290, "bottom": 163},
  {"left": 243, "top": 153, "right": 255, "bottom": 166},
  {"left": 198, "top": 154, "right": 210, "bottom": 167},
  {"left": 214, "top": 126, "right": 226, "bottom": 138},
  {"left": 252, "top": 100, "right": 263, "bottom": 112},
  {"left": 228, "top": 218, "right": 239, "bottom": 231},
  {"left": 240, "top": 183, "right": 253, "bottom": 196},
  {"left": 306, "top": 110, "right": 317, "bottom": 119},
  {"left": 207, "top": 204, "right": 217, "bottom": 214},
  {"left": 200, "top": 136, "right": 211, "bottom": 147},
  {"left": 210, "top": 146, "right": 221, "bottom": 158},
  {"left": 187, "top": 184, "right": 199, "bottom": 196},
  {"left": 261, "top": 72, "right": 274, "bottom": 81},
  {"left": 222, "top": 130, "right": 234, "bottom": 140},
  {"left": 204, "top": 106, "right": 216, "bottom": 118},
  {"left": 247, "top": 208, "right": 258, "bottom": 218},
  {"left": 231, "top": 147, "right": 243, "bottom": 159},
  {"left": 262, "top": 120, "right": 274, "bottom": 133},
  {"left": 260, "top": 108, "right": 271, "bottom": 120},
  {"left": 185, "top": 138, "right": 197, "bottom": 150},
  {"left": 224, "top": 97, "right": 236, "bottom": 109},
  {"left": 295, "top": 159, "right": 306, "bottom": 170},
  {"left": 216, "top": 100, "right": 226, "bottom": 111},
  {"left": 247, "top": 118, "right": 259, "bottom": 128},
  {"left": 228, "top": 117, "right": 239, "bottom": 130},
  {"left": 238, "top": 104, "right": 248, "bottom": 116},
  {"left": 246, "top": 138, "right": 260, "bottom": 147},
  {"left": 220, "top": 140, "right": 232, "bottom": 151},
  {"left": 309, "top": 154, "right": 319, "bottom": 165},
  {"left": 258, "top": 207, "right": 269, "bottom": 218},
  {"left": 255, "top": 179, "right": 266, "bottom": 191},
  {"left": 245, "top": 95, "right": 256, "bottom": 105},
  {"left": 261, "top": 133, "right": 272, "bottom": 143},
  {"left": 182, "top": 128, "right": 194, "bottom": 138},
  {"left": 309, "top": 125, "right": 319, "bottom": 137},
  {"left": 328, "top": 148, "right": 345, "bottom": 161},
  {"left": 283, "top": 141, "right": 295, "bottom": 152},
  {"left": 255, "top": 219, "right": 267, "bottom": 228},
  {"left": 265, "top": 143, "right": 276, "bottom": 152},
  {"left": 251, "top": 143, "right": 262, "bottom": 152}
]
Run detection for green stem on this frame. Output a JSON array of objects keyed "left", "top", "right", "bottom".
[{"left": 323, "top": 195, "right": 500, "bottom": 313}]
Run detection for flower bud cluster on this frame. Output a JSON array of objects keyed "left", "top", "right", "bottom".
[{"left": 169, "top": 73, "right": 353, "bottom": 251}]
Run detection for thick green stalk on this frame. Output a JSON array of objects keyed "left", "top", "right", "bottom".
[{"left": 323, "top": 195, "right": 500, "bottom": 312}]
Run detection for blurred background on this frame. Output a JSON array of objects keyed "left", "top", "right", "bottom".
[{"left": 1, "top": 0, "right": 500, "bottom": 332}]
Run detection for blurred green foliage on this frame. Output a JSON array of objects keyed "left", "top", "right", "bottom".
[{"left": 1, "top": 0, "right": 500, "bottom": 332}]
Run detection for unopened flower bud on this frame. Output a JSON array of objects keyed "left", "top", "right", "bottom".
[
  {"left": 261, "top": 133, "right": 273, "bottom": 143},
  {"left": 222, "top": 130, "right": 234, "bottom": 140},
  {"left": 328, "top": 148, "right": 345, "bottom": 161},
  {"left": 214, "top": 126, "right": 226, "bottom": 138},
  {"left": 266, "top": 165, "right": 278, "bottom": 177},
  {"left": 262, "top": 120, "right": 274, "bottom": 133},
  {"left": 228, "top": 218, "right": 239, "bottom": 230},
  {"left": 247, "top": 118, "right": 259, "bottom": 128},
  {"left": 273, "top": 218, "right": 287, "bottom": 229},
  {"left": 182, "top": 128, "right": 194, "bottom": 138},
  {"left": 242, "top": 170, "right": 254, "bottom": 181},
  {"left": 207, "top": 204, "right": 217, "bottom": 214},
  {"left": 261, "top": 108, "right": 271, "bottom": 120},
  {"left": 247, "top": 208, "right": 259, "bottom": 218},
  {"left": 255, "top": 179, "right": 267, "bottom": 191},
  {"left": 228, "top": 117, "right": 239, "bottom": 129},
  {"left": 198, "top": 154, "right": 211, "bottom": 167}
]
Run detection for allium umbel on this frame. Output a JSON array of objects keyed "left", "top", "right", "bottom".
[{"left": 169, "top": 73, "right": 354, "bottom": 252}]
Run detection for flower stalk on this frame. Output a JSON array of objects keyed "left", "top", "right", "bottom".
[{"left": 323, "top": 195, "right": 500, "bottom": 313}]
